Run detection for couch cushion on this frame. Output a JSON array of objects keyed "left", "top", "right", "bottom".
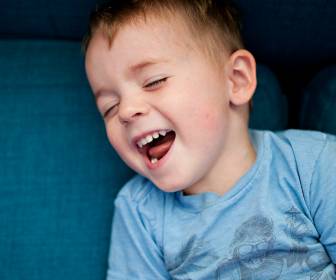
[
  {"left": 249, "top": 64, "right": 288, "bottom": 130},
  {"left": 0, "top": 40, "right": 134, "bottom": 280},
  {"left": 299, "top": 66, "right": 336, "bottom": 134}
]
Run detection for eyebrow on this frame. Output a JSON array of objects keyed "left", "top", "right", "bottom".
[
  {"left": 128, "top": 60, "right": 161, "bottom": 74},
  {"left": 94, "top": 59, "right": 167, "bottom": 101}
]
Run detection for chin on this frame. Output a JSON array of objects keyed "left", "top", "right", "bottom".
[
  {"left": 151, "top": 180, "right": 183, "bottom": 193},
  {"left": 149, "top": 174, "right": 196, "bottom": 193}
]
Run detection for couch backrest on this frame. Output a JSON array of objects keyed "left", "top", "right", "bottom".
[{"left": 0, "top": 39, "right": 286, "bottom": 280}]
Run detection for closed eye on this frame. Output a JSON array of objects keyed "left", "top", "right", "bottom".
[
  {"left": 144, "top": 77, "right": 168, "bottom": 90},
  {"left": 103, "top": 104, "right": 118, "bottom": 118}
]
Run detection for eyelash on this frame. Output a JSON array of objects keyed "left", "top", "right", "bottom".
[
  {"left": 103, "top": 106, "right": 117, "bottom": 118},
  {"left": 144, "top": 77, "right": 168, "bottom": 89}
]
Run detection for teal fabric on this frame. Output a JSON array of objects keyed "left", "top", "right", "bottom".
[
  {"left": 0, "top": 39, "right": 285, "bottom": 279},
  {"left": 300, "top": 66, "right": 336, "bottom": 135},
  {"left": 249, "top": 64, "right": 288, "bottom": 130},
  {"left": 0, "top": 40, "right": 134, "bottom": 280}
]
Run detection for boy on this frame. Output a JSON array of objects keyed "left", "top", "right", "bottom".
[{"left": 83, "top": 0, "right": 336, "bottom": 279}]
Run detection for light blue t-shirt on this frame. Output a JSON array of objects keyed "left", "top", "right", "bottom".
[{"left": 107, "top": 130, "right": 336, "bottom": 279}]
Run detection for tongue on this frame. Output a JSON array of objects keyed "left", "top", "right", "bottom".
[{"left": 148, "top": 133, "right": 175, "bottom": 159}]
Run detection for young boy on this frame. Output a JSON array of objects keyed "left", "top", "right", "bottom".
[{"left": 83, "top": 0, "right": 336, "bottom": 279}]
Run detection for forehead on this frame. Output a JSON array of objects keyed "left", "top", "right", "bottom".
[{"left": 86, "top": 16, "right": 198, "bottom": 68}]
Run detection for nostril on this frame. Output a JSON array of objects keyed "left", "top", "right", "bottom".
[{"left": 133, "top": 112, "right": 143, "bottom": 117}]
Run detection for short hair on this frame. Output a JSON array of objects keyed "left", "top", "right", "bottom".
[{"left": 82, "top": 0, "right": 244, "bottom": 62}]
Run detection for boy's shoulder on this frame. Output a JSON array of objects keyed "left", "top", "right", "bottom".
[
  {"left": 260, "top": 129, "right": 336, "bottom": 186},
  {"left": 276, "top": 128, "right": 334, "bottom": 143},
  {"left": 259, "top": 128, "right": 335, "bottom": 152},
  {"left": 252, "top": 128, "right": 334, "bottom": 162},
  {"left": 249, "top": 129, "right": 336, "bottom": 209},
  {"left": 263, "top": 128, "right": 336, "bottom": 160},
  {"left": 271, "top": 129, "right": 336, "bottom": 157}
]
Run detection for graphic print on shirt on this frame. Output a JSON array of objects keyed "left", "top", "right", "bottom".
[
  {"left": 167, "top": 234, "right": 219, "bottom": 279},
  {"left": 168, "top": 210, "right": 332, "bottom": 279},
  {"left": 216, "top": 215, "right": 284, "bottom": 279},
  {"left": 283, "top": 207, "right": 332, "bottom": 280}
]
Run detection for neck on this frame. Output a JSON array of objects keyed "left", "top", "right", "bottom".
[{"left": 183, "top": 126, "right": 256, "bottom": 196}]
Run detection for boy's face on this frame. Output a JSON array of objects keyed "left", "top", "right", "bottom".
[{"left": 85, "top": 17, "right": 234, "bottom": 194}]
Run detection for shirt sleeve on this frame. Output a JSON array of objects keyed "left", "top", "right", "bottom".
[
  {"left": 106, "top": 183, "right": 170, "bottom": 279},
  {"left": 309, "top": 135, "right": 336, "bottom": 263}
]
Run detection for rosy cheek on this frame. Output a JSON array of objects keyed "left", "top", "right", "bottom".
[{"left": 195, "top": 105, "right": 224, "bottom": 132}]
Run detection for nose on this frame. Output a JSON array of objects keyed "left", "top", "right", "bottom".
[{"left": 118, "top": 97, "right": 150, "bottom": 125}]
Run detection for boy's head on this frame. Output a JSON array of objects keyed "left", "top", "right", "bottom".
[{"left": 84, "top": 0, "right": 257, "bottom": 195}]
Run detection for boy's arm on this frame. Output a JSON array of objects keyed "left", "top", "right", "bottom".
[
  {"left": 106, "top": 189, "right": 170, "bottom": 279},
  {"left": 309, "top": 135, "right": 336, "bottom": 263}
]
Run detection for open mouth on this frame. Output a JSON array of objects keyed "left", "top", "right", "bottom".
[{"left": 136, "top": 130, "right": 176, "bottom": 165}]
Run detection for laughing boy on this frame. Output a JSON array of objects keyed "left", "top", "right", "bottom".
[{"left": 83, "top": 1, "right": 336, "bottom": 279}]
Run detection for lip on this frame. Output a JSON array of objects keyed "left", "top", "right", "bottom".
[{"left": 132, "top": 128, "right": 172, "bottom": 148}]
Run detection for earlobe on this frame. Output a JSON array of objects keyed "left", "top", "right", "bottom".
[{"left": 227, "top": 49, "right": 257, "bottom": 106}]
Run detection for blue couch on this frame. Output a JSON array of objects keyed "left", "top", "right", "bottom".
[
  {"left": 0, "top": 1, "right": 334, "bottom": 279},
  {"left": 0, "top": 39, "right": 286, "bottom": 280}
]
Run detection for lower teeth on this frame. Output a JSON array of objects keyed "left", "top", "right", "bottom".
[{"left": 151, "top": 158, "right": 158, "bottom": 164}]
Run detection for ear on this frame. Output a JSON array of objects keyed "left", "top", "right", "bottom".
[{"left": 226, "top": 49, "right": 257, "bottom": 106}]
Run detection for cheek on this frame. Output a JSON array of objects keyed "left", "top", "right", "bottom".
[
  {"left": 105, "top": 124, "right": 125, "bottom": 154},
  {"left": 176, "top": 89, "right": 228, "bottom": 133},
  {"left": 202, "top": 110, "right": 222, "bottom": 131},
  {"left": 185, "top": 106, "right": 229, "bottom": 162},
  {"left": 105, "top": 124, "right": 140, "bottom": 170},
  {"left": 192, "top": 104, "right": 227, "bottom": 134}
]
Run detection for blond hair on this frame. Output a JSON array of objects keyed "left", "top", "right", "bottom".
[{"left": 82, "top": 0, "right": 244, "bottom": 62}]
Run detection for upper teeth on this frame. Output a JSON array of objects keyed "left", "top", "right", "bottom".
[{"left": 137, "top": 130, "right": 169, "bottom": 148}]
